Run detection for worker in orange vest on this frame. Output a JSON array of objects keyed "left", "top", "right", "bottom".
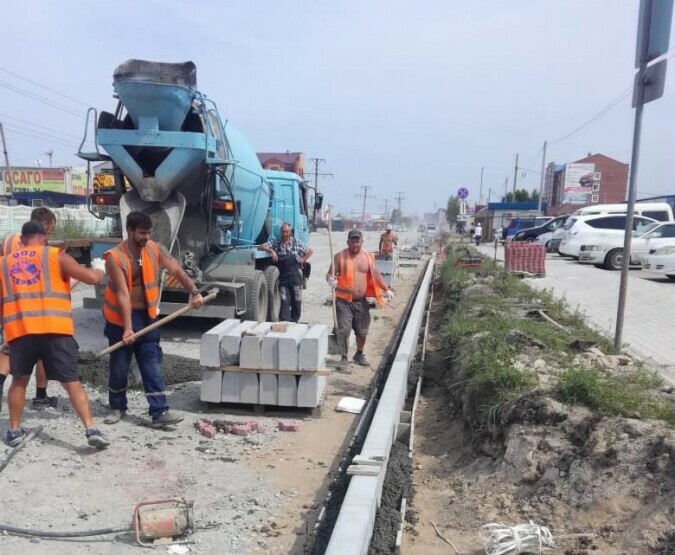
[
  {"left": 378, "top": 224, "right": 398, "bottom": 260},
  {"left": 103, "top": 211, "right": 204, "bottom": 427},
  {"left": 2, "top": 221, "right": 110, "bottom": 448},
  {"left": 326, "top": 229, "right": 394, "bottom": 369},
  {"left": 0, "top": 207, "right": 58, "bottom": 412}
]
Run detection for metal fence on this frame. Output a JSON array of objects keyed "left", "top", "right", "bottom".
[{"left": 0, "top": 206, "right": 113, "bottom": 237}]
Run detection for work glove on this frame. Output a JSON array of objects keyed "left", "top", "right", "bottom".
[
  {"left": 91, "top": 258, "right": 106, "bottom": 272},
  {"left": 382, "top": 290, "right": 395, "bottom": 303},
  {"left": 327, "top": 276, "right": 336, "bottom": 289}
]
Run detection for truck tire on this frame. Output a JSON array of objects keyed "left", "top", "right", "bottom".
[
  {"left": 604, "top": 248, "right": 623, "bottom": 271},
  {"left": 244, "top": 270, "right": 268, "bottom": 322},
  {"left": 264, "top": 266, "right": 281, "bottom": 322}
]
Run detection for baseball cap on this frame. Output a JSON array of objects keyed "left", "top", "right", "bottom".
[
  {"left": 386, "top": 224, "right": 393, "bottom": 230},
  {"left": 347, "top": 229, "right": 363, "bottom": 240}
]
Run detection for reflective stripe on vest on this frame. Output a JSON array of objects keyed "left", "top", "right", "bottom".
[
  {"left": 334, "top": 248, "right": 386, "bottom": 306},
  {"left": 0, "top": 246, "right": 73, "bottom": 341},
  {"left": 1, "top": 233, "right": 23, "bottom": 257},
  {"left": 102, "top": 240, "right": 161, "bottom": 325}
]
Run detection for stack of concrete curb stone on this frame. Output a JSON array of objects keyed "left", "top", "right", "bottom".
[
  {"left": 199, "top": 320, "right": 329, "bottom": 408},
  {"left": 375, "top": 257, "right": 396, "bottom": 288}
]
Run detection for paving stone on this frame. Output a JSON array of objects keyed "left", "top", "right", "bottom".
[
  {"left": 240, "top": 322, "right": 273, "bottom": 369},
  {"left": 200, "top": 319, "right": 240, "bottom": 367},
  {"left": 298, "top": 325, "right": 329, "bottom": 370},
  {"left": 278, "top": 419, "right": 301, "bottom": 432},
  {"left": 278, "top": 375, "right": 298, "bottom": 406},
  {"left": 259, "top": 374, "right": 278, "bottom": 405},
  {"left": 297, "top": 375, "right": 326, "bottom": 408},
  {"left": 195, "top": 418, "right": 217, "bottom": 438},
  {"left": 219, "top": 320, "right": 258, "bottom": 366},
  {"left": 200, "top": 368, "right": 224, "bottom": 403},
  {"left": 262, "top": 323, "right": 309, "bottom": 370}
]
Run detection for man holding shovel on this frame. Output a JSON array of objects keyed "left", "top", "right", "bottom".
[
  {"left": 326, "top": 229, "right": 394, "bottom": 368},
  {"left": 103, "top": 211, "right": 203, "bottom": 427},
  {"left": 2, "top": 221, "right": 109, "bottom": 448}
]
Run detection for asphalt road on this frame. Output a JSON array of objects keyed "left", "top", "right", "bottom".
[{"left": 478, "top": 242, "right": 675, "bottom": 385}]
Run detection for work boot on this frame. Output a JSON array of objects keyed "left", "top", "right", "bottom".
[
  {"left": 86, "top": 428, "right": 110, "bottom": 449},
  {"left": 104, "top": 410, "right": 126, "bottom": 425},
  {"left": 152, "top": 410, "right": 184, "bottom": 428},
  {"left": 6, "top": 428, "right": 26, "bottom": 447},
  {"left": 31, "top": 396, "right": 58, "bottom": 410},
  {"left": 337, "top": 356, "right": 350, "bottom": 369},
  {"left": 353, "top": 351, "right": 370, "bottom": 367}
]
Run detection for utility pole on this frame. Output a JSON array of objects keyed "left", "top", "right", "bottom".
[
  {"left": 0, "top": 122, "right": 15, "bottom": 197},
  {"left": 479, "top": 166, "right": 484, "bottom": 206},
  {"left": 537, "top": 141, "right": 547, "bottom": 214},
  {"left": 380, "top": 198, "right": 391, "bottom": 220},
  {"left": 309, "top": 157, "right": 325, "bottom": 226},
  {"left": 503, "top": 177, "right": 508, "bottom": 202},
  {"left": 393, "top": 191, "right": 406, "bottom": 214},
  {"left": 512, "top": 153, "right": 519, "bottom": 197},
  {"left": 45, "top": 150, "right": 54, "bottom": 166},
  {"left": 356, "top": 185, "right": 374, "bottom": 229}
]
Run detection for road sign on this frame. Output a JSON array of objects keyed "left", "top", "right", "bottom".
[
  {"left": 635, "top": 0, "right": 673, "bottom": 67},
  {"left": 457, "top": 187, "right": 469, "bottom": 200},
  {"left": 633, "top": 58, "right": 668, "bottom": 106}
]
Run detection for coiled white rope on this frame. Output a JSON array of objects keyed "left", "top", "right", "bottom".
[{"left": 481, "top": 521, "right": 555, "bottom": 555}]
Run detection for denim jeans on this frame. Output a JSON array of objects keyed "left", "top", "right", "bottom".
[
  {"left": 279, "top": 283, "right": 303, "bottom": 322},
  {"left": 105, "top": 310, "right": 168, "bottom": 418}
]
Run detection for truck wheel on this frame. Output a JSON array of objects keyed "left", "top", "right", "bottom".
[
  {"left": 264, "top": 266, "right": 281, "bottom": 322},
  {"left": 604, "top": 249, "right": 623, "bottom": 271},
  {"left": 244, "top": 270, "right": 268, "bottom": 322}
]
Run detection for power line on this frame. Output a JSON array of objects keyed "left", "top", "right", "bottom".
[
  {"left": 0, "top": 112, "right": 81, "bottom": 140},
  {"left": 0, "top": 66, "right": 91, "bottom": 107},
  {"left": 2, "top": 125, "right": 78, "bottom": 148},
  {"left": 0, "top": 79, "right": 84, "bottom": 117}
]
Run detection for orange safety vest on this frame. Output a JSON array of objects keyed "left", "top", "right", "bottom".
[
  {"left": 103, "top": 240, "right": 161, "bottom": 325},
  {"left": 380, "top": 232, "right": 396, "bottom": 254},
  {"left": 0, "top": 233, "right": 23, "bottom": 256},
  {"left": 0, "top": 246, "right": 73, "bottom": 341},
  {"left": 334, "top": 248, "right": 386, "bottom": 306}
]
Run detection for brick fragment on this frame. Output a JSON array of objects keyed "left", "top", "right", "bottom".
[
  {"left": 277, "top": 419, "right": 301, "bottom": 432},
  {"left": 194, "top": 418, "right": 217, "bottom": 438}
]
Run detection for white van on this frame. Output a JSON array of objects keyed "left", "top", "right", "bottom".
[{"left": 572, "top": 202, "right": 673, "bottom": 222}]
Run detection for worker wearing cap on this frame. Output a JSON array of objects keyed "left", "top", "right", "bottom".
[
  {"left": 258, "top": 222, "right": 314, "bottom": 322},
  {"left": 1, "top": 221, "right": 110, "bottom": 448},
  {"left": 0, "top": 207, "right": 58, "bottom": 412},
  {"left": 102, "top": 211, "right": 204, "bottom": 427},
  {"left": 378, "top": 224, "right": 398, "bottom": 260},
  {"left": 326, "top": 229, "right": 394, "bottom": 368}
]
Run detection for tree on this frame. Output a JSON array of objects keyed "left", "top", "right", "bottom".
[
  {"left": 501, "top": 188, "right": 539, "bottom": 203},
  {"left": 446, "top": 195, "right": 460, "bottom": 223}
]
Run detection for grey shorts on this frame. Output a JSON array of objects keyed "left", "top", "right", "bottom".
[
  {"left": 9, "top": 334, "right": 79, "bottom": 383},
  {"left": 336, "top": 298, "right": 371, "bottom": 337}
]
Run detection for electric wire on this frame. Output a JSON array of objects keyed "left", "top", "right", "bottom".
[
  {"left": 0, "top": 112, "right": 81, "bottom": 140},
  {"left": 0, "top": 79, "right": 84, "bottom": 118},
  {"left": 0, "top": 66, "right": 91, "bottom": 107},
  {"left": 2, "top": 125, "right": 78, "bottom": 148}
]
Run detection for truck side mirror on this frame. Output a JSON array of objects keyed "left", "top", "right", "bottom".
[{"left": 314, "top": 193, "right": 324, "bottom": 210}]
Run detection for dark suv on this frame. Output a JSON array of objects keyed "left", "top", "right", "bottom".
[
  {"left": 502, "top": 217, "right": 552, "bottom": 241},
  {"left": 513, "top": 215, "right": 568, "bottom": 242}
]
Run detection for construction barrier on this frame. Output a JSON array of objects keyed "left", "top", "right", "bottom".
[{"left": 504, "top": 242, "right": 546, "bottom": 277}]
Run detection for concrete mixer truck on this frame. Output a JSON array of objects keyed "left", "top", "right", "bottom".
[{"left": 77, "top": 60, "right": 318, "bottom": 322}]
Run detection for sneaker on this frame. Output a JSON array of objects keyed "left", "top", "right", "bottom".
[
  {"left": 86, "top": 428, "right": 110, "bottom": 449},
  {"left": 6, "top": 428, "right": 26, "bottom": 447},
  {"left": 353, "top": 352, "right": 370, "bottom": 367},
  {"left": 337, "top": 356, "right": 350, "bottom": 368},
  {"left": 104, "top": 410, "right": 126, "bottom": 425},
  {"left": 31, "top": 396, "right": 58, "bottom": 410},
  {"left": 151, "top": 410, "right": 184, "bottom": 428}
]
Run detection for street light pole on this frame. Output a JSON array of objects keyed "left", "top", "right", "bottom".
[
  {"left": 537, "top": 140, "right": 547, "bottom": 214},
  {"left": 479, "top": 166, "right": 484, "bottom": 206}
]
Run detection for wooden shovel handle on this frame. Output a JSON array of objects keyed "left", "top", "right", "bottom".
[{"left": 96, "top": 289, "right": 219, "bottom": 358}]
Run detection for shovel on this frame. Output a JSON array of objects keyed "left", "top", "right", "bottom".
[
  {"left": 93, "top": 288, "right": 219, "bottom": 359},
  {"left": 327, "top": 210, "right": 341, "bottom": 355}
]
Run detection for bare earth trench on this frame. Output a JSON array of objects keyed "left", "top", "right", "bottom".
[{"left": 0, "top": 231, "right": 423, "bottom": 554}]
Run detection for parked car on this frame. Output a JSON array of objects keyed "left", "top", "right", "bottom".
[
  {"left": 571, "top": 202, "right": 674, "bottom": 222},
  {"left": 548, "top": 218, "right": 570, "bottom": 252},
  {"left": 426, "top": 223, "right": 437, "bottom": 234},
  {"left": 558, "top": 214, "right": 657, "bottom": 259},
  {"left": 643, "top": 246, "right": 675, "bottom": 279},
  {"left": 577, "top": 222, "right": 660, "bottom": 270},
  {"left": 502, "top": 217, "right": 552, "bottom": 242},
  {"left": 513, "top": 215, "right": 568, "bottom": 246}
]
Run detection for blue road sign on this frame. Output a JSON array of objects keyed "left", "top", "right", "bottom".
[{"left": 457, "top": 187, "right": 469, "bottom": 200}]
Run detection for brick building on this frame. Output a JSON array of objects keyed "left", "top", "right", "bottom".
[
  {"left": 257, "top": 152, "right": 305, "bottom": 177},
  {"left": 543, "top": 153, "right": 629, "bottom": 215}
]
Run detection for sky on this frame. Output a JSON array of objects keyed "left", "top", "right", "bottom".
[{"left": 1, "top": 0, "right": 673, "bottom": 217}]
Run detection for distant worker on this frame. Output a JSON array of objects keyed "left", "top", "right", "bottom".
[
  {"left": 258, "top": 222, "right": 314, "bottom": 322},
  {"left": 0, "top": 207, "right": 58, "bottom": 412},
  {"left": 103, "top": 211, "right": 204, "bottom": 427},
  {"left": 474, "top": 223, "right": 483, "bottom": 246},
  {"left": 2, "top": 221, "right": 110, "bottom": 448},
  {"left": 378, "top": 224, "right": 398, "bottom": 260},
  {"left": 326, "top": 229, "right": 394, "bottom": 369}
]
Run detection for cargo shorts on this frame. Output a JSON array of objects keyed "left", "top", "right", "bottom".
[{"left": 336, "top": 297, "right": 371, "bottom": 337}]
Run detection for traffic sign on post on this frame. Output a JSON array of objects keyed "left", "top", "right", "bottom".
[
  {"left": 635, "top": 0, "right": 674, "bottom": 67},
  {"left": 457, "top": 187, "right": 469, "bottom": 200}
]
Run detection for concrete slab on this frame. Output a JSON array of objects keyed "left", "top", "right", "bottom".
[
  {"left": 278, "top": 374, "right": 298, "bottom": 406},
  {"left": 200, "top": 319, "right": 240, "bottom": 367},
  {"left": 219, "top": 320, "right": 258, "bottom": 366},
  {"left": 259, "top": 374, "right": 279, "bottom": 405},
  {"left": 297, "top": 375, "right": 326, "bottom": 407},
  {"left": 239, "top": 322, "right": 273, "bottom": 369},
  {"left": 239, "top": 373, "right": 259, "bottom": 404},
  {"left": 299, "top": 324, "right": 329, "bottom": 370},
  {"left": 261, "top": 323, "right": 309, "bottom": 370},
  {"left": 221, "top": 372, "right": 241, "bottom": 403},
  {"left": 199, "top": 368, "right": 223, "bottom": 403}
]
